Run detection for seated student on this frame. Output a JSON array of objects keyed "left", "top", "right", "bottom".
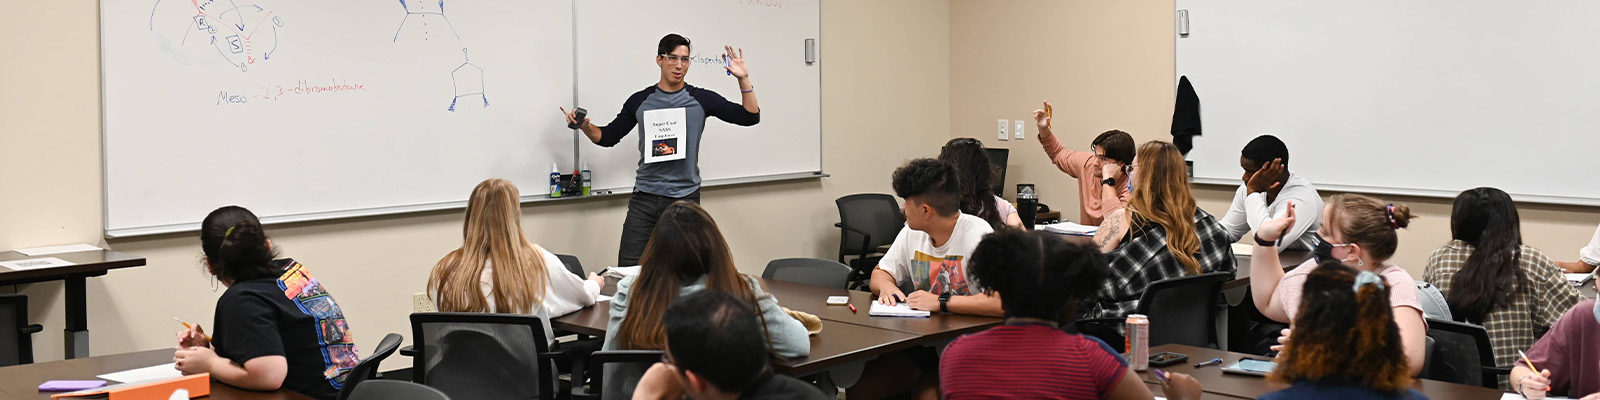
[
  {"left": 1423, "top": 187, "right": 1581, "bottom": 389},
  {"left": 1512, "top": 301, "right": 1600, "bottom": 399},
  {"left": 427, "top": 179, "right": 606, "bottom": 346},
  {"left": 1250, "top": 194, "right": 1427, "bottom": 376},
  {"left": 941, "top": 229, "right": 1203, "bottom": 400},
  {"left": 872, "top": 158, "right": 1000, "bottom": 316},
  {"left": 1084, "top": 140, "right": 1235, "bottom": 320},
  {"left": 633, "top": 290, "right": 829, "bottom": 400},
  {"left": 174, "top": 206, "right": 358, "bottom": 400},
  {"left": 603, "top": 201, "right": 809, "bottom": 399},
  {"left": 939, "top": 137, "right": 1024, "bottom": 229},
  {"left": 1217, "top": 135, "right": 1323, "bottom": 251},
  {"left": 1261, "top": 262, "right": 1428, "bottom": 400},
  {"left": 1557, "top": 224, "right": 1600, "bottom": 273},
  {"left": 1031, "top": 101, "right": 1133, "bottom": 225}
]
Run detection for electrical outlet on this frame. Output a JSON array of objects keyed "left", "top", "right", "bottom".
[
  {"left": 413, "top": 292, "right": 436, "bottom": 313},
  {"left": 1014, "top": 120, "right": 1026, "bottom": 140},
  {"left": 997, "top": 119, "right": 1009, "bottom": 141}
]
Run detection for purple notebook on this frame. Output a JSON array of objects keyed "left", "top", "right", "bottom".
[{"left": 39, "top": 380, "right": 107, "bottom": 392}]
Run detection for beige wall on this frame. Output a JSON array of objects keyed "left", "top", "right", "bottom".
[
  {"left": 0, "top": 0, "right": 951, "bottom": 368},
  {"left": 948, "top": 0, "right": 1600, "bottom": 273}
]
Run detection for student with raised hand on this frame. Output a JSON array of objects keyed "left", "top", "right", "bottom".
[
  {"left": 603, "top": 201, "right": 808, "bottom": 399},
  {"left": 938, "top": 137, "right": 1024, "bottom": 229},
  {"left": 427, "top": 179, "right": 605, "bottom": 346},
  {"left": 1031, "top": 101, "right": 1133, "bottom": 225},
  {"left": 1250, "top": 194, "right": 1428, "bottom": 376},
  {"left": 1422, "top": 187, "right": 1580, "bottom": 389},
  {"left": 871, "top": 158, "right": 1001, "bottom": 316},
  {"left": 1083, "top": 140, "right": 1235, "bottom": 320},
  {"left": 1217, "top": 135, "right": 1323, "bottom": 251},
  {"left": 1557, "top": 224, "right": 1600, "bottom": 273},
  {"left": 1260, "top": 262, "right": 1428, "bottom": 400},
  {"left": 941, "top": 229, "right": 1203, "bottom": 400},
  {"left": 1511, "top": 301, "right": 1600, "bottom": 399},
  {"left": 173, "top": 206, "right": 358, "bottom": 400},
  {"left": 632, "top": 290, "right": 829, "bottom": 400}
]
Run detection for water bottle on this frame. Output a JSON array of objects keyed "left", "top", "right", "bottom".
[
  {"left": 581, "top": 161, "right": 592, "bottom": 196},
  {"left": 1016, "top": 184, "right": 1038, "bottom": 230},
  {"left": 549, "top": 162, "right": 561, "bottom": 198}
]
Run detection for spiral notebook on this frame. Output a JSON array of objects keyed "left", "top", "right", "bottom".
[{"left": 868, "top": 302, "right": 930, "bottom": 318}]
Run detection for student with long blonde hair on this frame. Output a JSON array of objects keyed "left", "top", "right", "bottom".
[
  {"left": 1085, "top": 140, "right": 1236, "bottom": 320},
  {"left": 427, "top": 179, "right": 604, "bottom": 345}
]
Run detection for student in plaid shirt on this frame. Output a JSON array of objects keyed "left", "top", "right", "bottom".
[
  {"left": 1084, "top": 141, "right": 1237, "bottom": 320},
  {"left": 1423, "top": 187, "right": 1581, "bottom": 390}
]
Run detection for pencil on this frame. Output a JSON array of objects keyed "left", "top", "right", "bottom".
[
  {"left": 174, "top": 317, "right": 212, "bottom": 342},
  {"left": 1519, "top": 350, "right": 1549, "bottom": 392}
]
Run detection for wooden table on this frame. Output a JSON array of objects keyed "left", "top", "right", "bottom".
[
  {"left": 0, "top": 250, "right": 147, "bottom": 359},
  {"left": 552, "top": 277, "right": 1003, "bottom": 377},
  {"left": 0, "top": 349, "right": 311, "bottom": 400},
  {"left": 1140, "top": 344, "right": 1508, "bottom": 399}
]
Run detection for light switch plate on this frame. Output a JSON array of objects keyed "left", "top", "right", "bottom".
[
  {"left": 1014, "top": 120, "right": 1026, "bottom": 140},
  {"left": 997, "top": 119, "right": 1009, "bottom": 141}
]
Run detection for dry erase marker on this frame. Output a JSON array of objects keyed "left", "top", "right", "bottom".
[
  {"left": 175, "top": 315, "right": 212, "bottom": 340},
  {"left": 1152, "top": 369, "right": 1171, "bottom": 385},
  {"left": 848, "top": 303, "right": 857, "bottom": 313},
  {"left": 1193, "top": 358, "right": 1223, "bottom": 368},
  {"left": 725, "top": 55, "right": 732, "bottom": 76}
]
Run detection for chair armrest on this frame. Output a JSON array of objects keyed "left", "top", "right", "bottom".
[
  {"left": 837, "top": 223, "right": 874, "bottom": 262},
  {"left": 399, "top": 345, "right": 416, "bottom": 357},
  {"left": 21, "top": 324, "right": 42, "bottom": 335}
]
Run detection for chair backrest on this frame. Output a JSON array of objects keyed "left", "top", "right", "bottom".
[
  {"left": 0, "top": 294, "right": 33, "bottom": 366},
  {"left": 574, "top": 350, "right": 663, "bottom": 400},
  {"left": 555, "top": 254, "right": 586, "bottom": 278},
  {"left": 410, "top": 312, "right": 554, "bottom": 399},
  {"left": 1423, "top": 318, "right": 1503, "bottom": 388},
  {"left": 337, "top": 333, "right": 404, "bottom": 400},
  {"left": 762, "top": 258, "right": 853, "bottom": 289},
  {"left": 1136, "top": 272, "right": 1231, "bottom": 349},
  {"left": 835, "top": 194, "right": 904, "bottom": 262},
  {"left": 348, "top": 380, "right": 453, "bottom": 400}
]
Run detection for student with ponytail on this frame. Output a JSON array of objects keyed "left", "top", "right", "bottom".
[
  {"left": 173, "top": 206, "right": 358, "bottom": 400},
  {"left": 1250, "top": 194, "right": 1428, "bottom": 376},
  {"left": 941, "top": 229, "right": 1203, "bottom": 400},
  {"left": 1422, "top": 187, "right": 1580, "bottom": 389},
  {"left": 1261, "top": 262, "right": 1427, "bottom": 400}
]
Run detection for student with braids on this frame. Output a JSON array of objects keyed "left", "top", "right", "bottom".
[
  {"left": 938, "top": 138, "right": 1024, "bottom": 229},
  {"left": 1260, "top": 262, "right": 1427, "bottom": 400},
  {"left": 173, "top": 206, "right": 358, "bottom": 400},
  {"left": 1422, "top": 187, "right": 1580, "bottom": 389},
  {"left": 940, "top": 229, "right": 1203, "bottom": 400},
  {"left": 1250, "top": 194, "right": 1428, "bottom": 376}
]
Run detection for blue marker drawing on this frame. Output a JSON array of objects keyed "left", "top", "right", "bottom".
[{"left": 394, "top": 0, "right": 461, "bottom": 42}]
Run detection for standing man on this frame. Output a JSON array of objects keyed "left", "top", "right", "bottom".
[
  {"left": 562, "top": 33, "right": 760, "bottom": 267},
  {"left": 1032, "top": 101, "right": 1134, "bottom": 225}
]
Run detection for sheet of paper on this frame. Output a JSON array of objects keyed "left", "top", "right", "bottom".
[
  {"left": 1501, "top": 394, "right": 1571, "bottom": 400},
  {"left": 1231, "top": 242, "right": 1253, "bottom": 255},
  {"left": 0, "top": 257, "right": 75, "bottom": 271},
  {"left": 1566, "top": 272, "right": 1594, "bottom": 286},
  {"left": 97, "top": 363, "right": 182, "bottom": 383},
  {"left": 1038, "top": 221, "right": 1098, "bottom": 236},
  {"left": 597, "top": 295, "right": 613, "bottom": 302},
  {"left": 14, "top": 243, "right": 103, "bottom": 256},
  {"left": 868, "top": 302, "right": 930, "bottom": 318},
  {"left": 642, "top": 107, "right": 688, "bottom": 164},
  {"left": 602, "top": 266, "right": 641, "bottom": 279}
]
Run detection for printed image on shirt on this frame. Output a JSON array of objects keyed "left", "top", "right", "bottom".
[
  {"left": 907, "top": 251, "right": 972, "bottom": 295},
  {"left": 652, "top": 139, "right": 678, "bottom": 156},
  {"left": 277, "top": 262, "right": 358, "bottom": 388}
]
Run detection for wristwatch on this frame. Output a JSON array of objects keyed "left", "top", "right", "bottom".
[
  {"left": 1101, "top": 177, "right": 1118, "bottom": 187},
  {"left": 1254, "top": 233, "right": 1279, "bottom": 247},
  {"left": 939, "top": 292, "right": 952, "bottom": 313}
]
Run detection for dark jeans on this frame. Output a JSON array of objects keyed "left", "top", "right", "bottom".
[{"left": 618, "top": 190, "right": 701, "bottom": 267}]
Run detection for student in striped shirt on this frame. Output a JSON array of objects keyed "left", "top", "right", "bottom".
[{"left": 940, "top": 229, "right": 1202, "bottom": 400}]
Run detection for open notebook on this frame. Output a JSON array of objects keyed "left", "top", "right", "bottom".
[
  {"left": 868, "top": 302, "right": 930, "bottom": 318},
  {"left": 1566, "top": 271, "right": 1595, "bottom": 287}
]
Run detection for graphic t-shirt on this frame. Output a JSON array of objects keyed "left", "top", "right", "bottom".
[
  {"left": 877, "top": 213, "right": 995, "bottom": 295},
  {"left": 213, "top": 259, "right": 358, "bottom": 400},
  {"left": 594, "top": 84, "right": 761, "bottom": 197}
]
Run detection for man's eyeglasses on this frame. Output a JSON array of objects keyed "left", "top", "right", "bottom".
[{"left": 660, "top": 54, "right": 693, "bottom": 65}]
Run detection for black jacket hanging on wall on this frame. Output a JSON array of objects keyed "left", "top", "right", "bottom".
[{"left": 1171, "top": 75, "right": 1201, "bottom": 155}]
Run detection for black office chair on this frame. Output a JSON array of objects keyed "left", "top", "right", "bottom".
[
  {"left": 570, "top": 350, "right": 663, "bottom": 400},
  {"left": 1422, "top": 318, "right": 1509, "bottom": 389},
  {"left": 763, "top": 258, "right": 853, "bottom": 289},
  {"left": 555, "top": 253, "right": 586, "bottom": 278},
  {"left": 336, "top": 333, "right": 404, "bottom": 400},
  {"left": 835, "top": 194, "right": 904, "bottom": 290},
  {"left": 1075, "top": 272, "right": 1232, "bottom": 352},
  {"left": 410, "top": 313, "right": 559, "bottom": 400},
  {"left": 348, "top": 380, "right": 452, "bottom": 400},
  {"left": 0, "top": 294, "right": 43, "bottom": 366}
]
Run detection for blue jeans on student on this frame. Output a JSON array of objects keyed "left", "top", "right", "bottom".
[{"left": 618, "top": 189, "right": 701, "bottom": 267}]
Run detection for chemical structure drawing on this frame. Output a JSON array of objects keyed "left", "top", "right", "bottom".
[
  {"left": 149, "top": 0, "right": 284, "bottom": 72},
  {"left": 448, "top": 48, "right": 488, "bottom": 112},
  {"left": 394, "top": 0, "right": 461, "bottom": 43}
]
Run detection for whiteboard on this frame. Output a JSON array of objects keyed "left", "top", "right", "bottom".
[
  {"left": 103, "top": 0, "right": 575, "bottom": 236},
  {"left": 575, "top": 0, "right": 822, "bottom": 192},
  {"left": 1176, "top": 0, "right": 1600, "bottom": 205}
]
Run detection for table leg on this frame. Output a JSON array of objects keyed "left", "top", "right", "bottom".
[{"left": 64, "top": 276, "right": 89, "bottom": 359}]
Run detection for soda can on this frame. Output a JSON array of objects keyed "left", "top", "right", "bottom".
[{"left": 1126, "top": 314, "right": 1150, "bottom": 371}]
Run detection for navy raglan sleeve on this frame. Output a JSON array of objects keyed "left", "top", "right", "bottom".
[
  {"left": 691, "top": 87, "right": 760, "bottom": 126},
  {"left": 596, "top": 88, "right": 652, "bottom": 147}
]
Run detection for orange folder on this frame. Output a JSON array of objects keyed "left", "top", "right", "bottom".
[{"left": 51, "top": 373, "right": 209, "bottom": 399}]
